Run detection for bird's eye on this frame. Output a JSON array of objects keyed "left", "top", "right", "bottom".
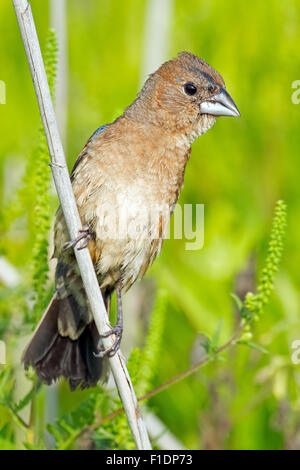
[{"left": 184, "top": 82, "right": 197, "bottom": 96}]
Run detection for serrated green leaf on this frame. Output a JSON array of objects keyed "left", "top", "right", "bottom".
[
  {"left": 46, "top": 423, "right": 65, "bottom": 446},
  {"left": 14, "top": 387, "right": 34, "bottom": 413}
]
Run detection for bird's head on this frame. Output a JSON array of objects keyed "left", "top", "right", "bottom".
[{"left": 128, "top": 51, "right": 240, "bottom": 142}]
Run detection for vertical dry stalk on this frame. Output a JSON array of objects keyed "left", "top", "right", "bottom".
[{"left": 12, "top": 0, "right": 151, "bottom": 450}]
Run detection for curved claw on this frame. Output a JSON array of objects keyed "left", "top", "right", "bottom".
[
  {"left": 63, "top": 225, "right": 91, "bottom": 251},
  {"left": 94, "top": 339, "right": 122, "bottom": 358},
  {"left": 94, "top": 286, "right": 124, "bottom": 359},
  {"left": 94, "top": 325, "right": 123, "bottom": 358}
]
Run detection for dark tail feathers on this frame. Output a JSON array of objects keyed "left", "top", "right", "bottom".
[{"left": 23, "top": 295, "right": 105, "bottom": 391}]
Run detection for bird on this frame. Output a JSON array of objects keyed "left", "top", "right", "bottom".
[{"left": 23, "top": 51, "right": 240, "bottom": 391}]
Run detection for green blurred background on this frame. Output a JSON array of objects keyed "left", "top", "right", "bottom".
[{"left": 0, "top": 0, "right": 300, "bottom": 450}]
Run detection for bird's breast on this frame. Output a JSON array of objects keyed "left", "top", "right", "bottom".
[{"left": 92, "top": 180, "right": 171, "bottom": 289}]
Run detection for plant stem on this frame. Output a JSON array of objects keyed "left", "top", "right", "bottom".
[
  {"left": 12, "top": 0, "right": 151, "bottom": 450},
  {"left": 26, "top": 376, "right": 37, "bottom": 445}
]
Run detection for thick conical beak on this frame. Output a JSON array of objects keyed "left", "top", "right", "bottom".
[{"left": 199, "top": 87, "right": 240, "bottom": 117}]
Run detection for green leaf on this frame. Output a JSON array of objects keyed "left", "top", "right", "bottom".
[
  {"left": 46, "top": 423, "right": 65, "bottom": 446},
  {"left": 237, "top": 340, "right": 269, "bottom": 354},
  {"left": 211, "top": 318, "right": 222, "bottom": 353},
  {"left": 230, "top": 293, "right": 244, "bottom": 312},
  {"left": 198, "top": 334, "right": 211, "bottom": 355},
  {"left": 14, "top": 387, "right": 34, "bottom": 413}
]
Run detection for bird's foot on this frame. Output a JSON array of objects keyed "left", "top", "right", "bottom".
[
  {"left": 95, "top": 323, "right": 123, "bottom": 358},
  {"left": 63, "top": 225, "right": 91, "bottom": 251}
]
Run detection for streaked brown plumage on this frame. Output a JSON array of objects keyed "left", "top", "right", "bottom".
[{"left": 23, "top": 52, "right": 240, "bottom": 390}]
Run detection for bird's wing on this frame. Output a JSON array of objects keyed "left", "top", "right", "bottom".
[
  {"left": 54, "top": 125, "right": 109, "bottom": 257},
  {"left": 70, "top": 125, "right": 107, "bottom": 179}
]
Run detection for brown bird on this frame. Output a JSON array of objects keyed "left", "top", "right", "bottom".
[{"left": 23, "top": 52, "right": 240, "bottom": 390}]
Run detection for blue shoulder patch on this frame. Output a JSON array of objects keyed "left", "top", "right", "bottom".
[
  {"left": 70, "top": 124, "right": 108, "bottom": 177},
  {"left": 90, "top": 125, "right": 107, "bottom": 141}
]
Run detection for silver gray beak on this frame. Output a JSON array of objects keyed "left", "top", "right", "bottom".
[{"left": 199, "top": 87, "right": 240, "bottom": 117}]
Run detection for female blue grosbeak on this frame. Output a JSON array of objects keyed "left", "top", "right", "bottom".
[{"left": 23, "top": 52, "right": 240, "bottom": 390}]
